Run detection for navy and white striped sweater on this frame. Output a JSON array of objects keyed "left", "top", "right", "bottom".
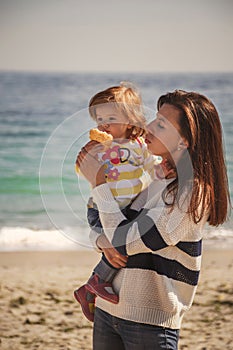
[{"left": 90, "top": 179, "right": 208, "bottom": 329}]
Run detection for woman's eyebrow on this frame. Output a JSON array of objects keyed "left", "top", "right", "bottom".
[{"left": 156, "top": 112, "right": 166, "bottom": 122}]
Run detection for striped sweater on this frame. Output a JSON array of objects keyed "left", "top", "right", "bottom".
[{"left": 90, "top": 178, "right": 208, "bottom": 329}]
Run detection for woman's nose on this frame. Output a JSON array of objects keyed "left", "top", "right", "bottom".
[
  {"left": 145, "top": 125, "right": 152, "bottom": 137},
  {"left": 146, "top": 121, "right": 156, "bottom": 136}
]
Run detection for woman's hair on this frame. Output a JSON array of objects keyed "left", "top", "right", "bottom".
[
  {"left": 157, "top": 89, "right": 231, "bottom": 226},
  {"left": 89, "top": 82, "right": 146, "bottom": 139}
]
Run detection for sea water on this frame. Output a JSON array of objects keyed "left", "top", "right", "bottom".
[{"left": 0, "top": 71, "right": 233, "bottom": 251}]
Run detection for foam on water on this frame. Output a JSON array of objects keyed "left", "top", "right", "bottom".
[
  {"left": 0, "top": 225, "right": 233, "bottom": 252},
  {"left": 0, "top": 226, "right": 93, "bottom": 251}
]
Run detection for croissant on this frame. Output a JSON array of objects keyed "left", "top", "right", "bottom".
[
  {"left": 89, "top": 128, "right": 113, "bottom": 143},
  {"left": 75, "top": 129, "right": 113, "bottom": 174}
]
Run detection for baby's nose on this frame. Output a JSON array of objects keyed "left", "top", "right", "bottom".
[{"left": 99, "top": 123, "right": 110, "bottom": 130}]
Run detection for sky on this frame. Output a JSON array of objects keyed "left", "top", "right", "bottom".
[{"left": 0, "top": 0, "right": 233, "bottom": 72}]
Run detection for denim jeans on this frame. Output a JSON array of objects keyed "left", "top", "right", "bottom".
[{"left": 93, "top": 308, "right": 179, "bottom": 350}]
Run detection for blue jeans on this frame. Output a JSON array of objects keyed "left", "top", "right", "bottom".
[{"left": 93, "top": 308, "right": 179, "bottom": 350}]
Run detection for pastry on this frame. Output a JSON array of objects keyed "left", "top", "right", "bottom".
[
  {"left": 75, "top": 129, "right": 113, "bottom": 174},
  {"left": 89, "top": 128, "right": 113, "bottom": 144}
]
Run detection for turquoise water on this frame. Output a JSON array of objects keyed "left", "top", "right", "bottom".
[{"left": 0, "top": 71, "right": 233, "bottom": 250}]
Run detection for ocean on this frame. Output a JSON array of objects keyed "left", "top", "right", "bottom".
[{"left": 0, "top": 71, "right": 233, "bottom": 251}]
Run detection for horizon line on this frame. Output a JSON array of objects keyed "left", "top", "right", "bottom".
[{"left": 0, "top": 68, "right": 233, "bottom": 75}]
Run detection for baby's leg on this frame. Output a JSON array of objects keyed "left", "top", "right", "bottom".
[
  {"left": 87, "top": 256, "right": 119, "bottom": 304},
  {"left": 94, "top": 254, "right": 119, "bottom": 283}
]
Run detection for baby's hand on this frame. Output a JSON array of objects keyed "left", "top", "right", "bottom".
[{"left": 155, "top": 159, "right": 176, "bottom": 179}]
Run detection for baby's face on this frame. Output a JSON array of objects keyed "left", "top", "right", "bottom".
[{"left": 95, "top": 104, "right": 131, "bottom": 140}]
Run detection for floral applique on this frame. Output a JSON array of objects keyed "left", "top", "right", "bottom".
[
  {"left": 102, "top": 145, "right": 122, "bottom": 165},
  {"left": 108, "top": 168, "right": 120, "bottom": 180},
  {"left": 102, "top": 145, "right": 130, "bottom": 165},
  {"left": 103, "top": 161, "right": 113, "bottom": 173},
  {"left": 102, "top": 145, "right": 131, "bottom": 181}
]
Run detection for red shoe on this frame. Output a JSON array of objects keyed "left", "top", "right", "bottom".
[
  {"left": 74, "top": 285, "right": 96, "bottom": 322},
  {"left": 86, "top": 274, "right": 119, "bottom": 304}
]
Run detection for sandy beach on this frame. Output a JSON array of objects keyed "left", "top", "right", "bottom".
[{"left": 0, "top": 247, "right": 232, "bottom": 350}]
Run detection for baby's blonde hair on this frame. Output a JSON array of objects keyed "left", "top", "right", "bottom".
[{"left": 89, "top": 82, "right": 146, "bottom": 139}]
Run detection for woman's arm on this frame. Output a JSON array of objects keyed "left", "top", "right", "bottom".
[
  {"left": 76, "top": 141, "right": 196, "bottom": 257},
  {"left": 77, "top": 141, "right": 130, "bottom": 267},
  {"left": 87, "top": 206, "right": 127, "bottom": 268}
]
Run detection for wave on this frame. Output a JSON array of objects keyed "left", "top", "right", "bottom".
[
  {"left": 0, "top": 225, "right": 233, "bottom": 252},
  {"left": 202, "top": 226, "right": 233, "bottom": 248},
  {"left": 0, "top": 226, "right": 93, "bottom": 252}
]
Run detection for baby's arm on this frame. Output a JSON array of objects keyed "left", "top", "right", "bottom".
[
  {"left": 87, "top": 199, "right": 137, "bottom": 242},
  {"left": 87, "top": 197, "right": 103, "bottom": 234},
  {"left": 87, "top": 200, "right": 129, "bottom": 270}
]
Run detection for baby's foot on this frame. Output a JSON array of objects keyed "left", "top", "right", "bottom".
[
  {"left": 74, "top": 285, "right": 96, "bottom": 322},
  {"left": 87, "top": 274, "right": 119, "bottom": 304}
]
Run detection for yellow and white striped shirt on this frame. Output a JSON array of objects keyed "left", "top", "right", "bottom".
[{"left": 97, "top": 138, "right": 159, "bottom": 208}]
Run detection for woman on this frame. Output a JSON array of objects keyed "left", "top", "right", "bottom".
[{"left": 76, "top": 90, "right": 230, "bottom": 350}]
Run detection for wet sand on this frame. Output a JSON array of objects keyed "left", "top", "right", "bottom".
[{"left": 0, "top": 248, "right": 232, "bottom": 350}]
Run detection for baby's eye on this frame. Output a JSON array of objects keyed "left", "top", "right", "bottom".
[
  {"left": 97, "top": 117, "right": 103, "bottom": 124},
  {"left": 109, "top": 117, "right": 117, "bottom": 122}
]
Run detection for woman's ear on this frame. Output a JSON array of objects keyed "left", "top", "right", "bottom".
[{"left": 177, "top": 138, "right": 189, "bottom": 150}]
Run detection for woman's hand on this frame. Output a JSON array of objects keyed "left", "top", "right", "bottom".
[
  {"left": 97, "top": 235, "right": 128, "bottom": 269},
  {"left": 76, "top": 141, "right": 106, "bottom": 187},
  {"left": 102, "top": 246, "right": 128, "bottom": 269}
]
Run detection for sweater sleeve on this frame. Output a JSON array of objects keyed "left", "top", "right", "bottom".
[{"left": 92, "top": 183, "right": 197, "bottom": 256}]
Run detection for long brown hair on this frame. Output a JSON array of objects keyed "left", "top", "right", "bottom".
[
  {"left": 89, "top": 84, "right": 146, "bottom": 139},
  {"left": 157, "top": 90, "right": 231, "bottom": 226}
]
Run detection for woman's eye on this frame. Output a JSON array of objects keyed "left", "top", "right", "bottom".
[{"left": 157, "top": 122, "right": 164, "bottom": 129}]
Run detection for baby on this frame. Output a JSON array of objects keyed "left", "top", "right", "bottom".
[{"left": 74, "top": 83, "right": 158, "bottom": 321}]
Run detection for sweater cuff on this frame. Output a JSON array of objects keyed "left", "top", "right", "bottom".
[
  {"left": 89, "top": 229, "right": 103, "bottom": 253},
  {"left": 92, "top": 184, "right": 120, "bottom": 214}
]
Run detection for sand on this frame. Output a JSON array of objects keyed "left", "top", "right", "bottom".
[{"left": 0, "top": 247, "right": 232, "bottom": 350}]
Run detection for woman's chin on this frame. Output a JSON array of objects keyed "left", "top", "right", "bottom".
[{"left": 146, "top": 142, "right": 155, "bottom": 154}]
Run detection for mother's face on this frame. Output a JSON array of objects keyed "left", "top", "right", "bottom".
[{"left": 145, "top": 103, "right": 186, "bottom": 160}]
